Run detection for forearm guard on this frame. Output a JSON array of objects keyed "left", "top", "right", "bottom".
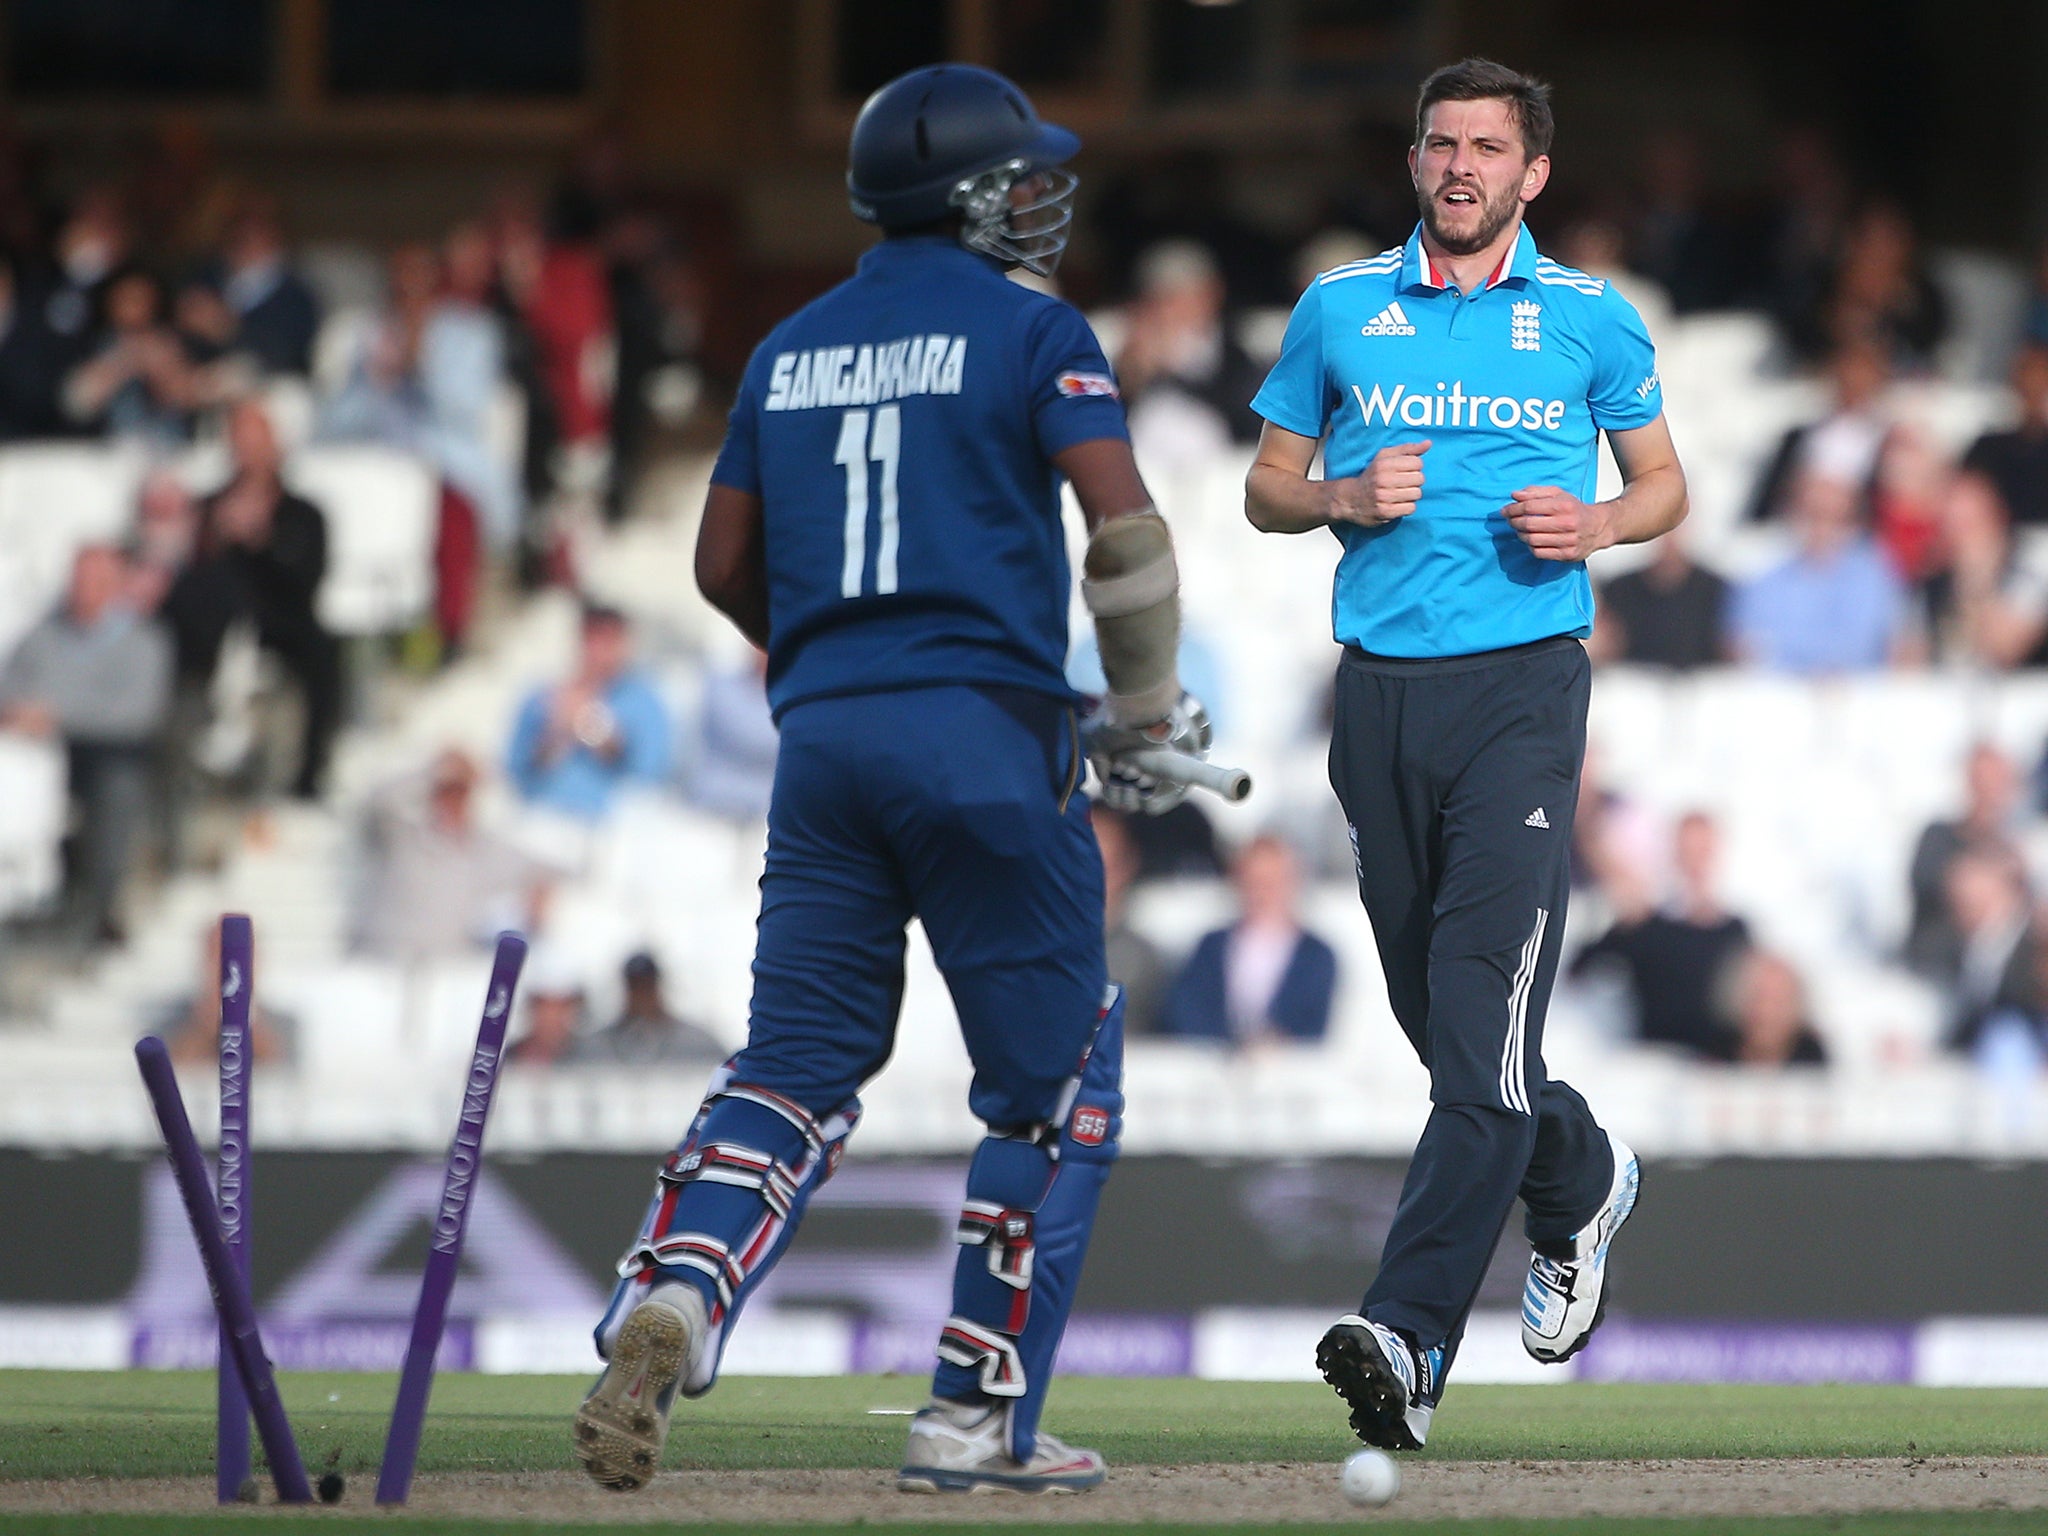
[{"left": 1081, "top": 511, "right": 1180, "bottom": 728}]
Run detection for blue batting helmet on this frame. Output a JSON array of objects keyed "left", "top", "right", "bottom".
[{"left": 847, "top": 64, "right": 1081, "bottom": 276}]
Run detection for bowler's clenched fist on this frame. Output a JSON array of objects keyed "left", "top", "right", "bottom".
[
  {"left": 1325, "top": 439, "right": 1431, "bottom": 527},
  {"left": 1503, "top": 484, "right": 1616, "bottom": 561}
]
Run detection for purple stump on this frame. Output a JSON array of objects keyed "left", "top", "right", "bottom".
[
  {"left": 134, "top": 1035, "right": 310, "bottom": 1504},
  {"left": 376, "top": 931, "right": 526, "bottom": 1506},
  {"left": 216, "top": 914, "right": 253, "bottom": 1503}
]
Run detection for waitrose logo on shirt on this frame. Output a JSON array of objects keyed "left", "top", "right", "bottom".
[{"left": 1350, "top": 380, "right": 1567, "bottom": 433}]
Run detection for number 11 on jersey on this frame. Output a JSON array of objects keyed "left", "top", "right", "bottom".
[{"left": 836, "top": 404, "right": 901, "bottom": 598}]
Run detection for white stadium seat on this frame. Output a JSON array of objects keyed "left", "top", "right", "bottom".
[
  {"left": 0, "top": 442, "right": 144, "bottom": 599},
  {"left": 0, "top": 732, "right": 66, "bottom": 917},
  {"left": 285, "top": 445, "right": 438, "bottom": 635}
]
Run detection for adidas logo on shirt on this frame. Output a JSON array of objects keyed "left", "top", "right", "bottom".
[
  {"left": 1524, "top": 807, "right": 1550, "bottom": 829},
  {"left": 1360, "top": 301, "right": 1418, "bottom": 337}
]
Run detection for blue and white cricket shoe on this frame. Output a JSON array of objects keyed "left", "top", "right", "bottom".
[
  {"left": 1522, "top": 1133, "right": 1640, "bottom": 1364},
  {"left": 574, "top": 1285, "right": 708, "bottom": 1491},
  {"left": 1315, "top": 1315, "right": 1443, "bottom": 1450}
]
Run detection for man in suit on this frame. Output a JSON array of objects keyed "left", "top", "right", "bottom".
[{"left": 1163, "top": 833, "right": 1337, "bottom": 1046}]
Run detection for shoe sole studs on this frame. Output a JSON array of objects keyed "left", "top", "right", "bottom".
[
  {"left": 573, "top": 1304, "right": 688, "bottom": 1493},
  {"left": 1315, "top": 1327, "right": 1421, "bottom": 1452}
]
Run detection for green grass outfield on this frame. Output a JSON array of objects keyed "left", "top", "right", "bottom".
[{"left": 2, "top": 1372, "right": 2045, "bottom": 1535}]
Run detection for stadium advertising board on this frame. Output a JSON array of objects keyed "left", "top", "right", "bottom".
[{"left": 4, "top": 1151, "right": 2046, "bottom": 1384}]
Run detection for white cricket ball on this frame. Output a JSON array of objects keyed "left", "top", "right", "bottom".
[{"left": 1340, "top": 1447, "right": 1400, "bottom": 1506}]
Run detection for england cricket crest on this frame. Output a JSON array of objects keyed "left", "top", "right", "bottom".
[{"left": 1511, "top": 300, "right": 1542, "bottom": 352}]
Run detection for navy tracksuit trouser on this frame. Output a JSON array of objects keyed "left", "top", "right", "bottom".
[{"left": 1329, "top": 636, "right": 1614, "bottom": 1368}]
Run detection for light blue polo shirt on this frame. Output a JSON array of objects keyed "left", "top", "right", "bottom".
[{"left": 1252, "top": 224, "right": 1664, "bottom": 658}]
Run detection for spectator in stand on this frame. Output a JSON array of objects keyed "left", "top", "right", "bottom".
[
  {"left": 1093, "top": 803, "right": 1168, "bottom": 1037},
  {"left": 506, "top": 955, "right": 589, "bottom": 1065},
  {"left": 320, "top": 239, "right": 519, "bottom": 655},
  {"left": 1557, "top": 214, "right": 1671, "bottom": 341},
  {"left": 1629, "top": 130, "right": 1741, "bottom": 314},
  {"left": 1904, "top": 742, "right": 2024, "bottom": 980},
  {"left": 1293, "top": 231, "right": 1380, "bottom": 297},
  {"left": 1962, "top": 343, "right": 2048, "bottom": 529},
  {"left": 1115, "top": 240, "right": 1266, "bottom": 464},
  {"left": 196, "top": 194, "right": 321, "bottom": 378},
  {"left": 578, "top": 950, "right": 725, "bottom": 1065},
  {"left": 165, "top": 399, "right": 341, "bottom": 799},
  {"left": 1731, "top": 468, "right": 1915, "bottom": 673},
  {"left": 1571, "top": 811, "right": 1753, "bottom": 1060},
  {"left": 1091, "top": 147, "right": 1293, "bottom": 308},
  {"left": 152, "top": 921, "right": 296, "bottom": 1067},
  {"left": 0, "top": 544, "right": 172, "bottom": 946},
  {"left": 1967, "top": 932, "right": 2048, "bottom": 1086},
  {"left": 683, "top": 650, "right": 777, "bottom": 822},
  {"left": 1938, "top": 844, "right": 2036, "bottom": 1055},
  {"left": 1313, "top": 119, "right": 1419, "bottom": 256},
  {"left": 352, "top": 747, "right": 547, "bottom": 965},
  {"left": 126, "top": 472, "right": 209, "bottom": 867},
  {"left": 1121, "top": 798, "right": 1223, "bottom": 884},
  {"left": 1716, "top": 949, "right": 1828, "bottom": 1067},
  {"left": 1748, "top": 124, "right": 1853, "bottom": 326},
  {"left": 1871, "top": 423, "right": 1951, "bottom": 591},
  {"left": 1747, "top": 336, "right": 1892, "bottom": 524},
  {"left": 507, "top": 601, "right": 669, "bottom": 820},
  {"left": 2026, "top": 240, "right": 2048, "bottom": 347},
  {"left": 602, "top": 204, "right": 703, "bottom": 522},
  {"left": 1161, "top": 833, "right": 1337, "bottom": 1049},
  {"left": 0, "top": 255, "right": 67, "bottom": 440},
  {"left": 126, "top": 470, "right": 200, "bottom": 616},
  {"left": 62, "top": 267, "right": 230, "bottom": 446},
  {"left": 1571, "top": 739, "right": 1660, "bottom": 898},
  {"left": 1784, "top": 200, "right": 1947, "bottom": 372},
  {"left": 1930, "top": 469, "right": 2048, "bottom": 668},
  {"left": 513, "top": 190, "right": 614, "bottom": 554},
  {"left": 1590, "top": 532, "right": 1728, "bottom": 669},
  {"left": 484, "top": 187, "right": 559, "bottom": 569},
  {"left": 40, "top": 187, "right": 131, "bottom": 367}
]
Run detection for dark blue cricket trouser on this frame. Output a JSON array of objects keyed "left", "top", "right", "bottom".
[
  {"left": 742, "top": 684, "right": 1105, "bottom": 1124},
  {"left": 1329, "top": 636, "right": 1615, "bottom": 1368}
]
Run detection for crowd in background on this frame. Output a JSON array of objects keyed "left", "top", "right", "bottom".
[
  {"left": 0, "top": 123, "right": 705, "bottom": 959},
  {"left": 0, "top": 113, "right": 2046, "bottom": 1087}
]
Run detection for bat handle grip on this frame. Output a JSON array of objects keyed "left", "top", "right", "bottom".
[{"left": 1126, "top": 749, "right": 1254, "bottom": 803}]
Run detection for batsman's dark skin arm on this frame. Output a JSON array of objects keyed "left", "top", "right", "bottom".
[
  {"left": 693, "top": 437, "right": 1157, "bottom": 644},
  {"left": 696, "top": 482, "right": 771, "bottom": 648}
]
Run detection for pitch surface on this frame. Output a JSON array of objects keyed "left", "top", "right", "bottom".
[{"left": 2, "top": 1372, "right": 2045, "bottom": 1532}]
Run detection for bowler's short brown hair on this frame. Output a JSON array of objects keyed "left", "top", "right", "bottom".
[{"left": 1414, "top": 58, "right": 1554, "bottom": 161}]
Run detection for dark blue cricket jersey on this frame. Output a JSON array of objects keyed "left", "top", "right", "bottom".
[{"left": 711, "top": 237, "right": 1129, "bottom": 718}]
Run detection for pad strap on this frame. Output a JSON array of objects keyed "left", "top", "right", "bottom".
[
  {"left": 936, "top": 1316, "right": 1028, "bottom": 1397},
  {"left": 630, "top": 1231, "right": 744, "bottom": 1309},
  {"left": 665, "top": 1142, "right": 801, "bottom": 1219},
  {"left": 957, "top": 1201, "right": 1036, "bottom": 1289}
]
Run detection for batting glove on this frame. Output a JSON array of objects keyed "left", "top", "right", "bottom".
[{"left": 1083, "top": 692, "right": 1213, "bottom": 816}]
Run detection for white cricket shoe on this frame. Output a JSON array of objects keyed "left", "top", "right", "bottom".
[
  {"left": 1522, "top": 1133, "right": 1640, "bottom": 1363},
  {"left": 573, "top": 1285, "right": 708, "bottom": 1491},
  {"left": 897, "top": 1399, "right": 1106, "bottom": 1493},
  {"left": 1316, "top": 1315, "right": 1440, "bottom": 1450}
]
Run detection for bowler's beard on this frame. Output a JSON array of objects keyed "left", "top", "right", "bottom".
[{"left": 1416, "top": 175, "right": 1523, "bottom": 257}]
